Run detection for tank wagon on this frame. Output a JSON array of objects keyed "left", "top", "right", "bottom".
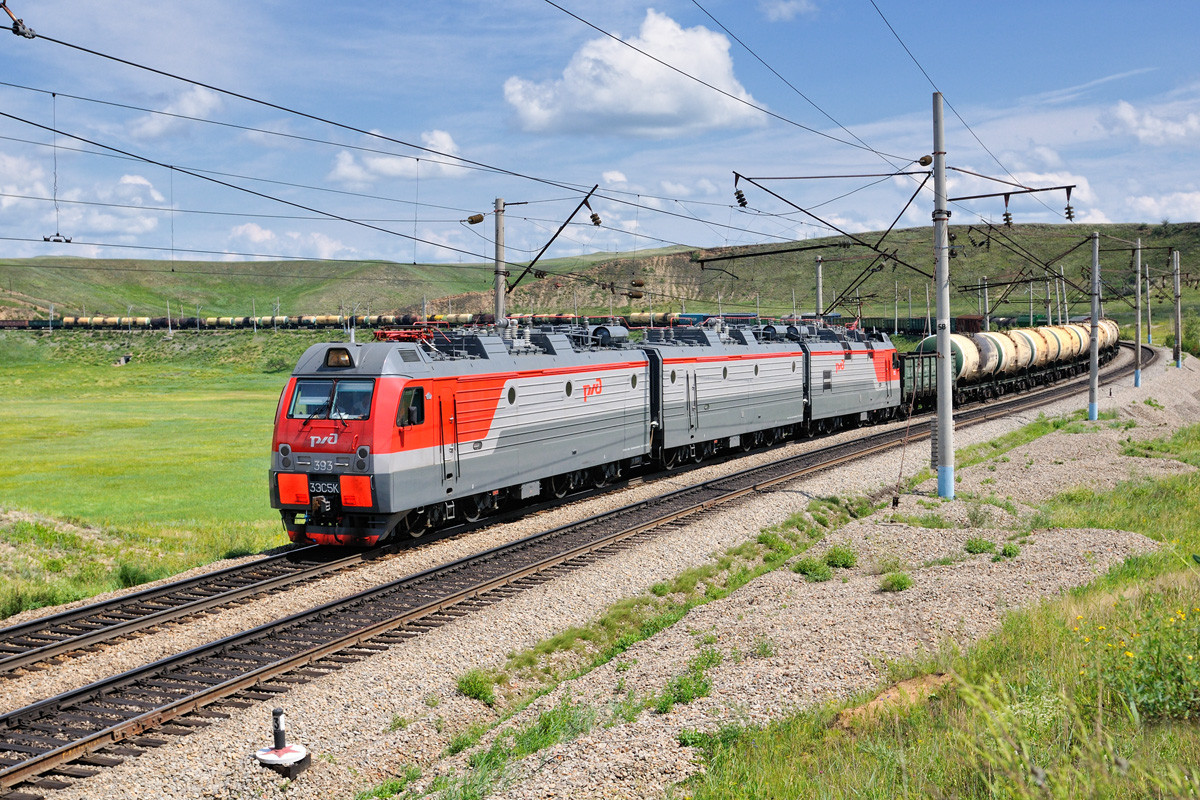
[
  {"left": 269, "top": 321, "right": 900, "bottom": 546},
  {"left": 905, "top": 320, "right": 1120, "bottom": 407}
]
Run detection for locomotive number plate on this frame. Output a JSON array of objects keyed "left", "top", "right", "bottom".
[{"left": 308, "top": 476, "right": 341, "bottom": 495}]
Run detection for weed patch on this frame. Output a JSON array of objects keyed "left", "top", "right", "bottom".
[
  {"left": 879, "top": 572, "right": 913, "bottom": 592},
  {"left": 457, "top": 669, "right": 496, "bottom": 707}
]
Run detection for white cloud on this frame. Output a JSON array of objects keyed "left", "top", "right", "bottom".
[
  {"left": 57, "top": 174, "right": 165, "bottom": 239},
  {"left": 328, "top": 130, "right": 467, "bottom": 186},
  {"left": 1127, "top": 191, "right": 1200, "bottom": 221},
  {"left": 327, "top": 152, "right": 373, "bottom": 185},
  {"left": 0, "top": 154, "right": 47, "bottom": 210},
  {"left": 603, "top": 170, "right": 628, "bottom": 185},
  {"left": 115, "top": 174, "right": 165, "bottom": 204},
  {"left": 504, "top": 9, "right": 765, "bottom": 138},
  {"left": 129, "top": 86, "right": 223, "bottom": 139},
  {"left": 286, "top": 231, "right": 352, "bottom": 261},
  {"left": 759, "top": 0, "right": 818, "bottom": 22},
  {"left": 1104, "top": 99, "right": 1200, "bottom": 146},
  {"left": 229, "top": 223, "right": 354, "bottom": 260},
  {"left": 231, "top": 222, "right": 276, "bottom": 244}
]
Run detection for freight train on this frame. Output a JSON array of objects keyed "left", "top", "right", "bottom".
[
  {"left": 2, "top": 311, "right": 1004, "bottom": 333},
  {"left": 268, "top": 317, "right": 1120, "bottom": 547}
]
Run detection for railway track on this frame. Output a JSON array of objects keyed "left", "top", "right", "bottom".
[{"left": 0, "top": 342, "right": 1153, "bottom": 798}]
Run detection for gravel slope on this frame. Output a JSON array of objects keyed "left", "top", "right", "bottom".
[{"left": 13, "top": 348, "right": 1200, "bottom": 800}]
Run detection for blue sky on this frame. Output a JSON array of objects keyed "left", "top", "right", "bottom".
[{"left": 0, "top": 0, "right": 1197, "bottom": 276}]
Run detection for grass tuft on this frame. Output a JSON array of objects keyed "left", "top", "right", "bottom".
[
  {"left": 456, "top": 669, "right": 496, "bottom": 707},
  {"left": 879, "top": 572, "right": 913, "bottom": 592}
]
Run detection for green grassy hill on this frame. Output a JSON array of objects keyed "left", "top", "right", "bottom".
[{"left": 1, "top": 222, "right": 1197, "bottom": 325}]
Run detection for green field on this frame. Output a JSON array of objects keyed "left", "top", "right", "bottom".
[{"left": 0, "top": 329, "right": 343, "bottom": 616}]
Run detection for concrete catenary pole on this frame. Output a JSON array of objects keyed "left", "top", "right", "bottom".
[
  {"left": 815, "top": 255, "right": 824, "bottom": 321},
  {"left": 1134, "top": 239, "right": 1142, "bottom": 387},
  {"left": 925, "top": 282, "right": 931, "bottom": 333},
  {"left": 932, "top": 93, "right": 954, "bottom": 499},
  {"left": 893, "top": 281, "right": 899, "bottom": 335},
  {"left": 494, "top": 198, "right": 507, "bottom": 330},
  {"left": 982, "top": 275, "right": 990, "bottom": 331},
  {"left": 1146, "top": 259, "right": 1154, "bottom": 344},
  {"left": 1054, "top": 272, "right": 1063, "bottom": 324},
  {"left": 1060, "top": 266, "right": 1069, "bottom": 323},
  {"left": 1174, "top": 249, "right": 1183, "bottom": 368},
  {"left": 1088, "top": 232, "right": 1100, "bottom": 421}
]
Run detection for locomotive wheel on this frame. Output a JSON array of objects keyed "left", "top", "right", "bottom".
[
  {"left": 738, "top": 435, "right": 754, "bottom": 452},
  {"left": 459, "top": 495, "right": 483, "bottom": 523},
  {"left": 589, "top": 467, "right": 608, "bottom": 488},
  {"left": 549, "top": 473, "right": 571, "bottom": 498},
  {"left": 761, "top": 428, "right": 776, "bottom": 447},
  {"left": 427, "top": 504, "right": 447, "bottom": 528},
  {"left": 661, "top": 448, "right": 681, "bottom": 470},
  {"left": 590, "top": 463, "right": 619, "bottom": 487},
  {"left": 405, "top": 508, "right": 429, "bottom": 538},
  {"left": 690, "top": 446, "right": 703, "bottom": 464}
]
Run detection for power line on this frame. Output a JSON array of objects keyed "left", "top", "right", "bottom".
[
  {"left": 0, "top": 235, "right": 495, "bottom": 271},
  {"left": 20, "top": 30, "right": 586, "bottom": 196},
  {"left": 866, "top": 0, "right": 1057, "bottom": 217},
  {"left": 0, "top": 79, "right": 489, "bottom": 179},
  {"left": 541, "top": 0, "right": 909, "bottom": 160},
  {"left": 686, "top": 0, "right": 902, "bottom": 169},
  {"left": 0, "top": 109, "right": 510, "bottom": 264},
  {"left": 0, "top": 190, "right": 470, "bottom": 225},
  {"left": 1, "top": 126, "right": 806, "bottom": 255},
  {"left": 0, "top": 132, "right": 478, "bottom": 215}
]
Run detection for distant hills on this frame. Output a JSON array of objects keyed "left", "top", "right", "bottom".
[{"left": 1, "top": 222, "right": 1195, "bottom": 323}]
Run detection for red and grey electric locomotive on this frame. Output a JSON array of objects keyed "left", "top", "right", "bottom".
[{"left": 268, "top": 321, "right": 899, "bottom": 546}]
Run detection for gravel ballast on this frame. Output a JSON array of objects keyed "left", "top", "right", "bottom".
[{"left": 11, "top": 348, "right": 1199, "bottom": 800}]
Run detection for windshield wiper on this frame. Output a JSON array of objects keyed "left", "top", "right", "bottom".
[{"left": 300, "top": 401, "right": 330, "bottom": 428}]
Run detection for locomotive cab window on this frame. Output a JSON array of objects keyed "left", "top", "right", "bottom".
[
  {"left": 397, "top": 386, "right": 425, "bottom": 427},
  {"left": 288, "top": 379, "right": 375, "bottom": 420}
]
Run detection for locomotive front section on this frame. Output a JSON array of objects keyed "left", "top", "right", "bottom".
[{"left": 270, "top": 343, "right": 405, "bottom": 547}]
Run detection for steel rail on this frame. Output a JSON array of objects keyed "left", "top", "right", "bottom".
[{"left": 0, "top": 546, "right": 366, "bottom": 676}]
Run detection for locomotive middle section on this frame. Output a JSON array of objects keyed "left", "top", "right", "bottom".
[{"left": 269, "top": 319, "right": 1121, "bottom": 547}]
